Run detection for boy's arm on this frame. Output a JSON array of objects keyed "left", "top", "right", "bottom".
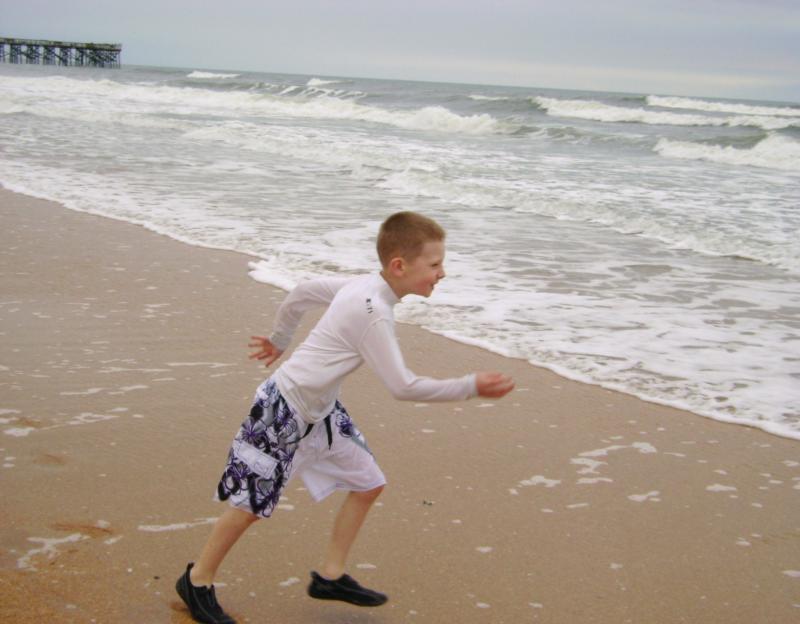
[
  {"left": 252, "top": 276, "right": 351, "bottom": 362},
  {"left": 359, "top": 319, "right": 478, "bottom": 401}
]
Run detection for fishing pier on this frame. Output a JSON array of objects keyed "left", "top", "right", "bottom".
[{"left": 0, "top": 37, "right": 122, "bottom": 68}]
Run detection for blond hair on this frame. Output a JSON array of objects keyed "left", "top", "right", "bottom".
[{"left": 377, "top": 212, "right": 445, "bottom": 267}]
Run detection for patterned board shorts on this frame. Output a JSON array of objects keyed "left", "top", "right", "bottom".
[{"left": 216, "top": 377, "right": 386, "bottom": 518}]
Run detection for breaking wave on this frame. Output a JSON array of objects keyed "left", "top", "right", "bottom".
[
  {"left": 0, "top": 74, "right": 507, "bottom": 136},
  {"left": 648, "top": 95, "right": 800, "bottom": 118},
  {"left": 187, "top": 71, "right": 240, "bottom": 79},
  {"left": 469, "top": 94, "right": 511, "bottom": 102},
  {"left": 306, "top": 77, "right": 345, "bottom": 86},
  {"left": 534, "top": 96, "right": 800, "bottom": 131},
  {"left": 655, "top": 134, "right": 800, "bottom": 173}
]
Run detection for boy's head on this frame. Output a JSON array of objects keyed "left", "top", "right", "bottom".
[
  {"left": 377, "top": 211, "right": 445, "bottom": 267},
  {"left": 377, "top": 212, "right": 446, "bottom": 299}
]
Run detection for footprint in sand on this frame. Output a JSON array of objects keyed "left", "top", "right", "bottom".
[
  {"left": 34, "top": 453, "right": 67, "bottom": 466},
  {"left": 3, "top": 416, "right": 44, "bottom": 437},
  {"left": 52, "top": 521, "right": 115, "bottom": 540},
  {"left": 17, "top": 534, "right": 88, "bottom": 570}
]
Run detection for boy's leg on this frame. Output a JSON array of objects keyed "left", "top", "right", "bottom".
[
  {"left": 320, "top": 485, "right": 384, "bottom": 580},
  {"left": 176, "top": 507, "right": 258, "bottom": 623},
  {"left": 307, "top": 485, "right": 388, "bottom": 607},
  {"left": 299, "top": 404, "right": 388, "bottom": 606},
  {"left": 191, "top": 507, "right": 260, "bottom": 587}
]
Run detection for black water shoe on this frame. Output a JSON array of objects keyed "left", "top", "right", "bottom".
[
  {"left": 175, "top": 562, "right": 236, "bottom": 624},
  {"left": 307, "top": 570, "right": 388, "bottom": 607}
]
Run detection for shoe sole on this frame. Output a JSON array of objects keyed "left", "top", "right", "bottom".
[{"left": 308, "top": 586, "right": 388, "bottom": 607}]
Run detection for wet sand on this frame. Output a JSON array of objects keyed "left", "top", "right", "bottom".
[{"left": 1, "top": 187, "right": 798, "bottom": 623}]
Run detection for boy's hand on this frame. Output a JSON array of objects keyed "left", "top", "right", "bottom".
[
  {"left": 248, "top": 335, "right": 284, "bottom": 367},
  {"left": 475, "top": 372, "right": 515, "bottom": 398}
]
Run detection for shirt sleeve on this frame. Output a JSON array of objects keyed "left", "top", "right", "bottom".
[
  {"left": 359, "top": 318, "right": 477, "bottom": 402},
  {"left": 269, "top": 276, "right": 352, "bottom": 351}
]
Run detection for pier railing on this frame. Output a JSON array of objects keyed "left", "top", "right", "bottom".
[{"left": 0, "top": 37, "right": 122, "bottom": 68}]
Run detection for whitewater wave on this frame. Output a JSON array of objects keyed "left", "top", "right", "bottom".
[
  {"left": 246, "top": 96, "right": 505, "bottom": 134},
  {"left": 654, "top": 134, "right": 800, "bottom": 173},
  {"left": 648, "top": 95, "right": 800, "bottom": 118},
  {"left": 534, "top": 96, "right": 800, "bottom": 131},
  {"left": 278, "top": 83, "right": 364, "bottom": 99},
  {"left": 299, "top": 85, "right": 365, "bottom": 99},
  {"left": 187, "top": 71, "right": 240, "bottom": 79},
  {"left": 307, "top": 77, "right": 344, "bottom": 86},
  {"left": 372, "top": 162, "right": 800, "bottom": 273},
  {"left": 469, "top": 94, "right": 511, "bottom": 102},
  {"left": 0, "top": 74, "right": 505, "bottom": 136},
  {"left": 178, "top": 80, "right": 501, "bottom": 134}
]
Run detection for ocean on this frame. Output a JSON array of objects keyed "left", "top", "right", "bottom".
[{"left": 1, "top": 63, "right": 798, "bottom": 440}]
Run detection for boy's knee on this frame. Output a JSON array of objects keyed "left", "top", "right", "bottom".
[
  {"left": 355, "top": 485, "right": 384, "bottom": 503},
  {"left": 225, "top": 506, "right": 261, "bottom": 527},
  {"left": 370, "top": 484, "right": 385, "bottom": 498}
]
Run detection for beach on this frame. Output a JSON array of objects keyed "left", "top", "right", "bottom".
[{"left": 1, "top": 187, "right": 798, "bottom": 622}]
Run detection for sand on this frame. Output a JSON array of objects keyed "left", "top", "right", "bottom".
[{"left": 1, "top": 187, "right": 798, "bottom": 623}]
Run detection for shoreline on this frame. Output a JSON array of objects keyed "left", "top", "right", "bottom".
[
  {"left": 1, "top": 187, "right": 798, "bottom": 623},
  {"left": 6, "top": 181, "right": 797, "bottom": 443}
]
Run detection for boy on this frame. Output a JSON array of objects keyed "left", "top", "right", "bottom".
[{"left": 176, "top": 211, "right": 515, "bottom": 624}]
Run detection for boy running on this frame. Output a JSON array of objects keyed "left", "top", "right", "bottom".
[{"left": 176, "top": 211, "right": 515, "bottom": 624}]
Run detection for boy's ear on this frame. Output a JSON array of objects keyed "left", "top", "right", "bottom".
[{"left": 386, "top": 256, "right": 406, "bottom": 276}]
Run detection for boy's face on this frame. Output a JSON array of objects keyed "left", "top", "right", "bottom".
[{"left": 400, "top": 240, "right": 446, "bottom": 298}]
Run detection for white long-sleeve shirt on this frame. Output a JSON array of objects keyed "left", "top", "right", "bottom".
[{"left": 270, "top": 273, "right": 477, "bottom": 423}]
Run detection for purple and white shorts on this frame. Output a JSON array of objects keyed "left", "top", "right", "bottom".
[{"left": 216, "top": 377, "right": 386, "bottom": 518}]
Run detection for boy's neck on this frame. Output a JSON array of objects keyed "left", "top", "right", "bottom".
[{"left": 379, "top": 270, "right": 406, "bottom": 300}]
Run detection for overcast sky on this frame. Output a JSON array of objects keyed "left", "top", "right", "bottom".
[{"left": 2, "top": 0, "right": 799, "bottom": 102}]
